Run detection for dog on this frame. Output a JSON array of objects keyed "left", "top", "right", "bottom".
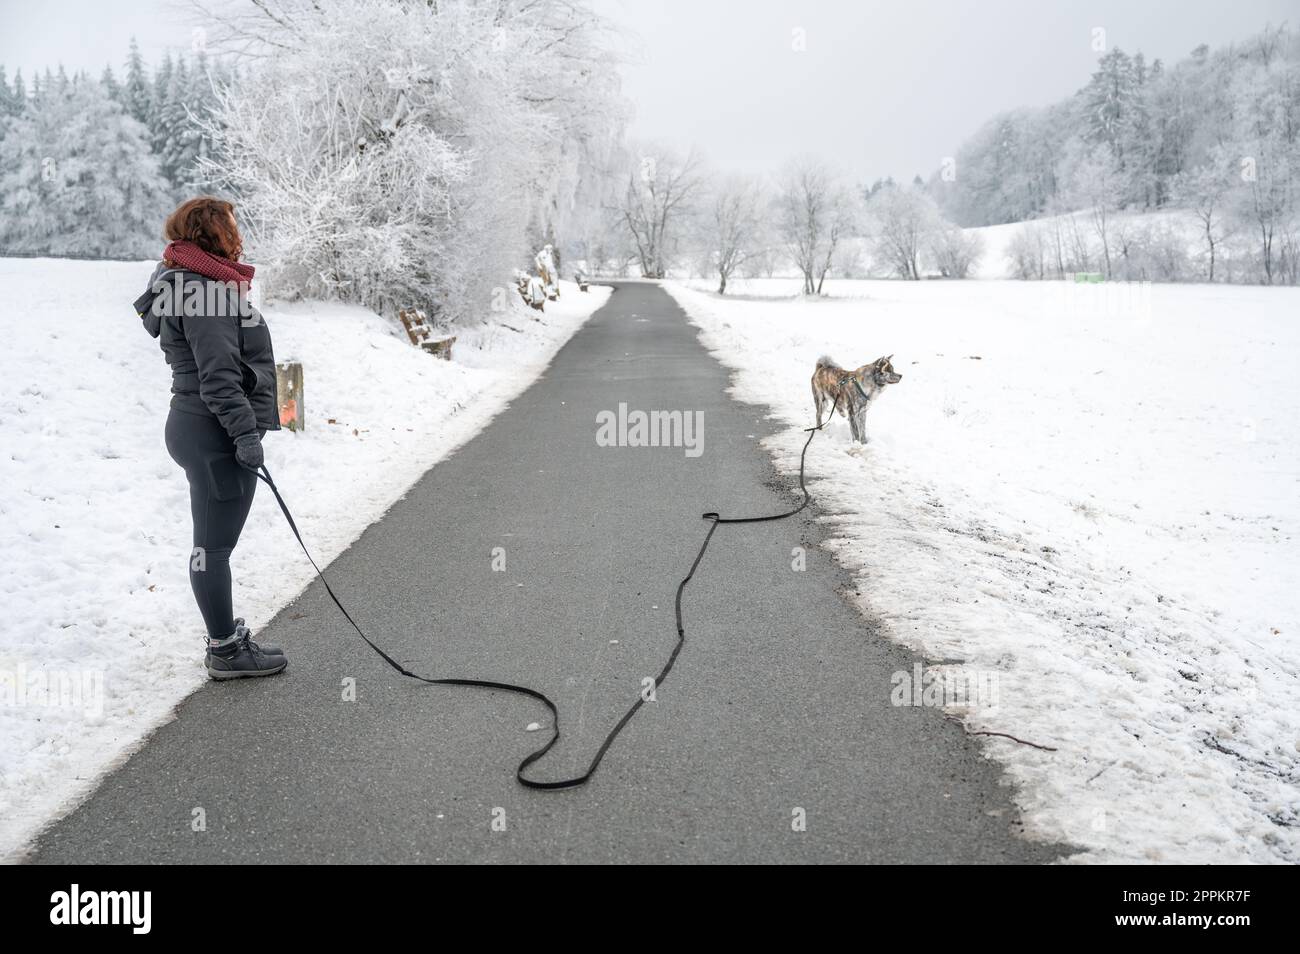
[{"left": 811, "top": 354, "right": 902, "bottom": 443}]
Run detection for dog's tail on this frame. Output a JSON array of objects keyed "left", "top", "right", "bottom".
[{"left": 815, "top": 354, "right": 838, "bottom": 370}]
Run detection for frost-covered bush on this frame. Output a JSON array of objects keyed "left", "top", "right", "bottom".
[
  {"left": 1008, "top": 222, "right": 1049, "bottom": 280},
  {"left": 928, "top": 225, "right": 984, "bottom": 278},
  {"left": 1115, "top": 222, "right": 1194, "bottom": 282}
]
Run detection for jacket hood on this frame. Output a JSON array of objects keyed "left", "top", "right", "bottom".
[{"left": 133, "top": 262, "right": 171, "bottom": 339}]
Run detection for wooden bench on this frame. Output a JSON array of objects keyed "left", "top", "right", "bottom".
[{"left": 398, "top": 307, "right": 456, "bottom": 359}]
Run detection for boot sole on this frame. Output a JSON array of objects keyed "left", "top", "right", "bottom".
[{"left": 207, "top": 659, "right": 288, "bottom": 681}]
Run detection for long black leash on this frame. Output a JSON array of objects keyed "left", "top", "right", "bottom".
[{"left": 255, "top": 410, "right": 833, "bottom": 790}]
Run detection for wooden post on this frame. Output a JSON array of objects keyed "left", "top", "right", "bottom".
[{"left": 276, "top": 362, "right": 304, "bottom": 431}]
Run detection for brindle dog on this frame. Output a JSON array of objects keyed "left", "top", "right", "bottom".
[{"left": 811, "top": 354, "right": 902, "bottom": 443}]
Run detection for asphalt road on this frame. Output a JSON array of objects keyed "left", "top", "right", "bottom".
[{"left": 29, "top": 282, "right": 1065, "bottom": 864}]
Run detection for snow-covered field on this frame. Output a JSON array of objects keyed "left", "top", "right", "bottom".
[
  {"left": 0, "top": 258, "right": 609, "bottom": 861},
  {"left": 966, "top": 208, "right": 1210, "bottom": 281},
  {"left": 667, "top": 277, "right": 1300, "bottom": 864}
]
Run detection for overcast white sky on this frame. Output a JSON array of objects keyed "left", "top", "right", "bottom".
[{"left": 2, "top": 0, "right": 1295, "bottom": 182}]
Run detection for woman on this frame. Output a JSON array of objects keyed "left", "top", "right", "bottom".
[{"left": 134, "top": 197, "right": 286, "bottom": 679}]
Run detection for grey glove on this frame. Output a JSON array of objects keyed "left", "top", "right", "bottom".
[{"left": 234, "top": 433, "right": 264, "bottom": 472}]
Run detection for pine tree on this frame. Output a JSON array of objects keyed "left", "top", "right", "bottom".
[
  {"left": 101, "top": 64, "right": 120, "bottom": 103},
  {"left": 180, "top": 52, "right": 219, "bottom": 192},
  {"left": 122, "top": 37, "right": 151, "bottom": 127},
  {"left": 11, "top": 69, "right": 26, "bottom": 114},
  {"left": 1120, "top": 52, "right": 1157, "bottom": 208},
  {"left": 0, "top": 67, "right": 12, "bottom": 141},
  {"left": 1086, "top": 48, "right": 1137, "bottom": 153},
  {"left": 159, "top": 56, "right": 191, "bottom": 189},
  {"left": 37, "top": 68, "right": 56, "bottom": 107},
  {"left": 149, "top": 52, "right": 174, "bottom": 159}
]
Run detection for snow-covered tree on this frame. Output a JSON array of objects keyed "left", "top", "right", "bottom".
[
  {"left": 1230, "top": 134, "right": 1297, "bottom": 284},
  {"left": 203, "top": 0, "right": 627, "bottom": 319},
  {"left": 176, "top": 53, "right": 224, "bottom": 194},
  {"left": 148, "top": 54, "right": 175, "bottom": 168},
  {"left": 1085, "top": 49, "right": 1139, "bottom": 152},
  {"left": 618, "top": 141, "right": 704, "bottom": 278},
  {"left": 774, "top": 157, "right": 855, "bottom": 294},
  {"left": 99, "top": 65, "right": 120, "bottom": 104},
  {"left": 866, "top": 183, "right": 939, "bottom": 281},
  {"left": 1226, "top": 50, "right": 1300, "bottom": 284},
  {"left": 8, "top": 69, "right": 26, "bottom": 117},
  {"left": 1059, "top": 139, "right": 1125, "bottom": 277},
  {"left": 704, "top": 173, "right": 765, "bottom": 293},
  {"left": 1174, "top": 146, "right": 1237, "bottom": 280},
  {"left": 158, "top": 57, "right": 194, "bottom": 188},
  {"left": 0, "top": 66, "right": 21, "bottom": 142},
  {"left": 122, "top": 38, "right": 151, "bottom": 128}
]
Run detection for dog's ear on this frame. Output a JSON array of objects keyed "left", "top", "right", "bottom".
[{"left": 877, "top": 354, "right": 892, "bottom": 367}]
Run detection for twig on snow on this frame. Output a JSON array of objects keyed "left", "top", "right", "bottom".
[{"left": 944, "top": 716, "right": 1058, "bottom": 752}]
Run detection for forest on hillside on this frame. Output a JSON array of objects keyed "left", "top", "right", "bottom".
[{"left": 928, "top": 24, "right": 1299, "bottom": 283}]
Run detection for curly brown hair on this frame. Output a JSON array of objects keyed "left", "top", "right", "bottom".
[{"left": 164, "top": 197, "right": 244, "bottom": 262}]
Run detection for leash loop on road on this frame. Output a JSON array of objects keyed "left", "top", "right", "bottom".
[{"left": 257, "top": 409, "right": 832, "bottom": 790}]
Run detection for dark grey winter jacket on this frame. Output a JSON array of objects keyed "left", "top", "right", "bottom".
[{"left": 134, "top": 263, "right": 281, "bottom": 440}]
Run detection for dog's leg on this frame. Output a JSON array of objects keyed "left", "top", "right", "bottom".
[
  {"left": 851, "top": 402, "right": 868, "bottom": 443},
  {"left": 812, "top": 382, "right": 825, "bottom": 427}
]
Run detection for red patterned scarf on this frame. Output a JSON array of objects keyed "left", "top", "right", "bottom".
[{"left": 163, "top": 240, "right": 255, "bottom": 286}]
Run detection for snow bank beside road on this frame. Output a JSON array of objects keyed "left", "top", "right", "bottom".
[
  {"left": 0, "top": 257, "right": 609, "bottom": 860},
  {"left": 666, "top": 278, "right": 1300, "bottom": 863}
]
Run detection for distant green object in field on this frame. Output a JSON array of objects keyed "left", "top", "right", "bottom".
[{"left": 1074, "top": 272, "right": 1104, "bottom": 284}]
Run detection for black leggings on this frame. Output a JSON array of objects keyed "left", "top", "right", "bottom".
[{"left": 165, "top": 408, "right": 259, "bottom": 638}]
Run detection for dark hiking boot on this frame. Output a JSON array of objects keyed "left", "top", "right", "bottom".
[
  {"left": 206, "top": 627, "right": 287, "bottom": 681},
  {"left": 232, "top": 617, "right": 282, "bottom": 656}
]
